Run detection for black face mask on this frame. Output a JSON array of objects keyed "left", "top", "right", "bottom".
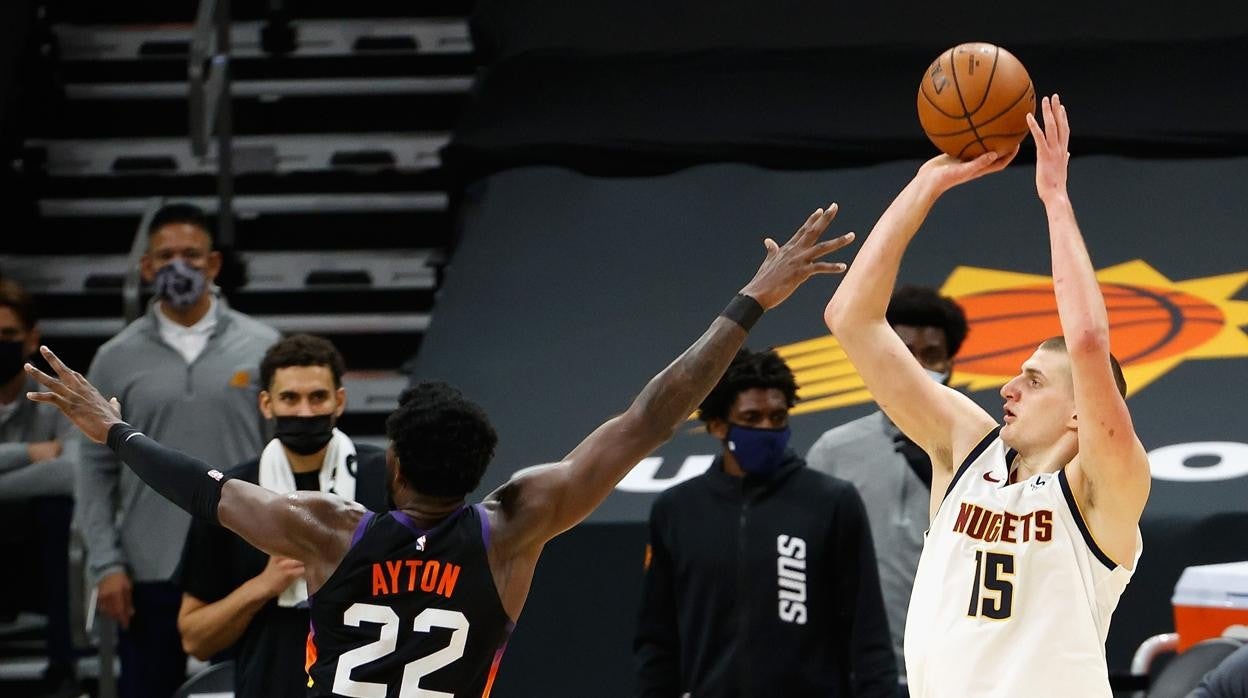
[
  {"left": 274, "top": 415, "right": 335, "bottom": 455},
  {"left": 0, "top": 341, "right": 26, "bottom": 384}
]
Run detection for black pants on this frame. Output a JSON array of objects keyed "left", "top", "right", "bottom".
[
  {"left": 33, "top": 496, "right": 74, "bottom": 674},
  {"left": 118, "top": 581, "right": 186, "bottom": 698}
]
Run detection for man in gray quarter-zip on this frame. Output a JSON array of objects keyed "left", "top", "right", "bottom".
[
  {"left": 805, "top": 286, "right": 967, "bottom": 698},
  {"left": 75, "top": 203, "right": 279, "bottom": 698}
]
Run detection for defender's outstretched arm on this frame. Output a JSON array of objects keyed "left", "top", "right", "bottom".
[
  {"left": 488, "top": 206, "right": 855, "bottom": 552},
  {"left": 25, "top": 350, "right": 360, "bottom": 575}
]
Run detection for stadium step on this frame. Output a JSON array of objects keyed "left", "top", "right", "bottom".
[
  {"left": 53, "top": 18, "right": 471, "bottom": 63},
  {"left": 47, "top": 0, "right": 475, "bottom": 24},
  {"left": 0, "top": 249, "right": 442, "bottom": 296},
  {"left": 31, "top": 84, "right": 469, "bottom": 139},
  {"left": 342, "top": 371, "right": 409, "bottom": 415},
  {"left": 27, "top": 133, "right": 449, "bottom": 178},
  {"left": 9, "top": 193, "right": 451, "bottom": 255},
  {"left": 36, "top": 313, "right": 431, "bottom": 339},
  {"left": 0, "top": 8, "right": 476, "bottom": 692}
]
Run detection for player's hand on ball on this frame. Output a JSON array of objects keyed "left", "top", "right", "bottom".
[
  {"left": 740, "top": 204, "right": 855, "bottom": 310},
  {"left": 918, "top": 147, "right": 1018, "bottom": 194},
  {"left": 1027, "top": 93, "right": 1070, "bottom": 202},
  {"left": 25, "top": 346, "right": 125, "bottom": 444}
]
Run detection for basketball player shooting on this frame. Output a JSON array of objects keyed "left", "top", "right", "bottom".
[
  {"left": 823, "top": 95, "right": 1150, "bottom": 697},
  {"left": 26, "top": 207, "right": 853, "bottom": 697}
]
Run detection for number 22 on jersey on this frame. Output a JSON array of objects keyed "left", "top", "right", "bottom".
[{"left": 333, "top": 603, "right": 470, "bottom": 698}]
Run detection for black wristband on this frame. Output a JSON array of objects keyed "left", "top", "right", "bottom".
[{"left": 721, "top": 293, "right": 764, "bottom": 331}]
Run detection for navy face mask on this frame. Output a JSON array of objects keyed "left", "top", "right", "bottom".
[
  {"left": 725, "top": 424, "right": 792, "bottom": 477},
  {"left": 152, "top": 258, "right": 207, "bottom": 309}
]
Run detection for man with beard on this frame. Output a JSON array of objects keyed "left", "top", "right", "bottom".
[{"left": 176, "top": 334, "right": 389, "bottom": 698}]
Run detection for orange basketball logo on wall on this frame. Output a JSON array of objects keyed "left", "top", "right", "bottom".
[{"left": 780, "top": 260, "right": 1248, "bottom": 416}]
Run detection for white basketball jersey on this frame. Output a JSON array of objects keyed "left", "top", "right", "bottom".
[{"left": 904, "top": 427, "right": 1141, "bottom": 698}]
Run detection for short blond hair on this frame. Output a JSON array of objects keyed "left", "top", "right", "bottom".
[{"left": 1038, "top": 336, "right": 1127, "bottom": 397}]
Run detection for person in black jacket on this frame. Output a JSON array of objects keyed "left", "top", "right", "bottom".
[
  {"left": 173, "top": 335, "right": 390, "bottom": 698},
  {"left": 635, "top": 347, "right": 897, "bottom": 698}
]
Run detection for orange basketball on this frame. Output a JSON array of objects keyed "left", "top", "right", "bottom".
[{"left": 917, "top": 43, "right": 1035, "bottom": 160}]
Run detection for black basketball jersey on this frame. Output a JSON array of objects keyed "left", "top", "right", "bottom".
[{"left": 307, "top": 505, "right": 513, "bottom": 698}]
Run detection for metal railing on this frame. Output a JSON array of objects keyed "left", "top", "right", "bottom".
[
  {"left": 71, "top": 5, "right": 236, "bottom": 695},
  {"left": 122, "top": 198, "right": 166, "bottom": 323},
  {"left": 189, "top": 0, "right": 235, "bottom": 247}
]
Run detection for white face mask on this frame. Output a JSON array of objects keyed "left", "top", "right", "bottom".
[{"left": 925, "top": 368, "right": 951, "bottom": 385}]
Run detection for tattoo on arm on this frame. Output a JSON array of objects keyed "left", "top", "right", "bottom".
[{"left": 630, "top": 317, "right": 748, "bottom": 438}]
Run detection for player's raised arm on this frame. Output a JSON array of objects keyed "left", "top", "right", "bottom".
[
  {"left": 485, "top": 206, "right": 855, "bottom": 551},
  {"left": 823, "top": 153, "right": 1013, "bottom": 473},
  {"left": 24, "top": 349, "right": 360, "bottom": 576},
  {"left": 1027, "top": 95, "right": 1149, "bottom": 560}
]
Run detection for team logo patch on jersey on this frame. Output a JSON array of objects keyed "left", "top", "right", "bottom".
[
  {"left": 416, "top": 534, "right": 427, "bottom": 552},
  {"left": 207, "top": 469, "right": 224, "bottom": 481}
]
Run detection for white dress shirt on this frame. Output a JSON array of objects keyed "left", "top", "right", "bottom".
[{"left": 155, "top": 296, "right": 218, "bottom": 364}]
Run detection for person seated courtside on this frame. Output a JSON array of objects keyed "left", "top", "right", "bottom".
[
  {"left": 0, "top": 278, "right": 83, "bottom": 696},
  {"left": 175, "top": 335, "right": 389, "bottom": 698}
]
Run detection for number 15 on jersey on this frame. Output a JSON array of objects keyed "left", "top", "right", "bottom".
[{"left": 967, "top": 550, "right": 1014, "bottom": 620}]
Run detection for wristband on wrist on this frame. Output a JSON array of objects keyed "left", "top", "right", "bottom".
[{"left": 721, "top": 293, "right": 764, "bottom": 331}]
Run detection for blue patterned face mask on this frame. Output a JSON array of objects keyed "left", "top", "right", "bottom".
[
  {"left": 725, "top": 424, "right": 792, "bottom": 477},
  {"left": 925, "top": 368, "right": 951, "bottom": 385},
  {"left": 152, "top": 258, "right": 207, "bottom": 309}
]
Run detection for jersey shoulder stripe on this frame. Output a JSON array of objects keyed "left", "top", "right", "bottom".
[
  {"left": 473, "top": 504, "right": 491, "bottom": 548},
  {"left": 351, "top": 511, "right": 378, "bottom": 547},
  {"left": 942, "top": 425, "right": 1001, "bottom": 504},
  {"left": 1057, "top": 469, "right": 1118, "bottom": 571}
]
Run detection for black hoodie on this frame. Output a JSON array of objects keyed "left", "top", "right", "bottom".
[{"left": 635, "top": 452, "right": 897, "bottom": 698}]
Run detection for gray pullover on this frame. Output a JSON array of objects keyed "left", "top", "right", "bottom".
[
  {"left": 0, "top": 374, "right": 79, "bottom": 499},
  {"left": 806, "top": 411, "right": 929, "bottom": 681},
  {"left": 76, "top": 297, "right": 278, "bottom": 585}
]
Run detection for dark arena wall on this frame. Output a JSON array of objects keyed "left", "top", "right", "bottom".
[{"left": 448, "top": 2, "right": 1248, "bottom": 180}]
